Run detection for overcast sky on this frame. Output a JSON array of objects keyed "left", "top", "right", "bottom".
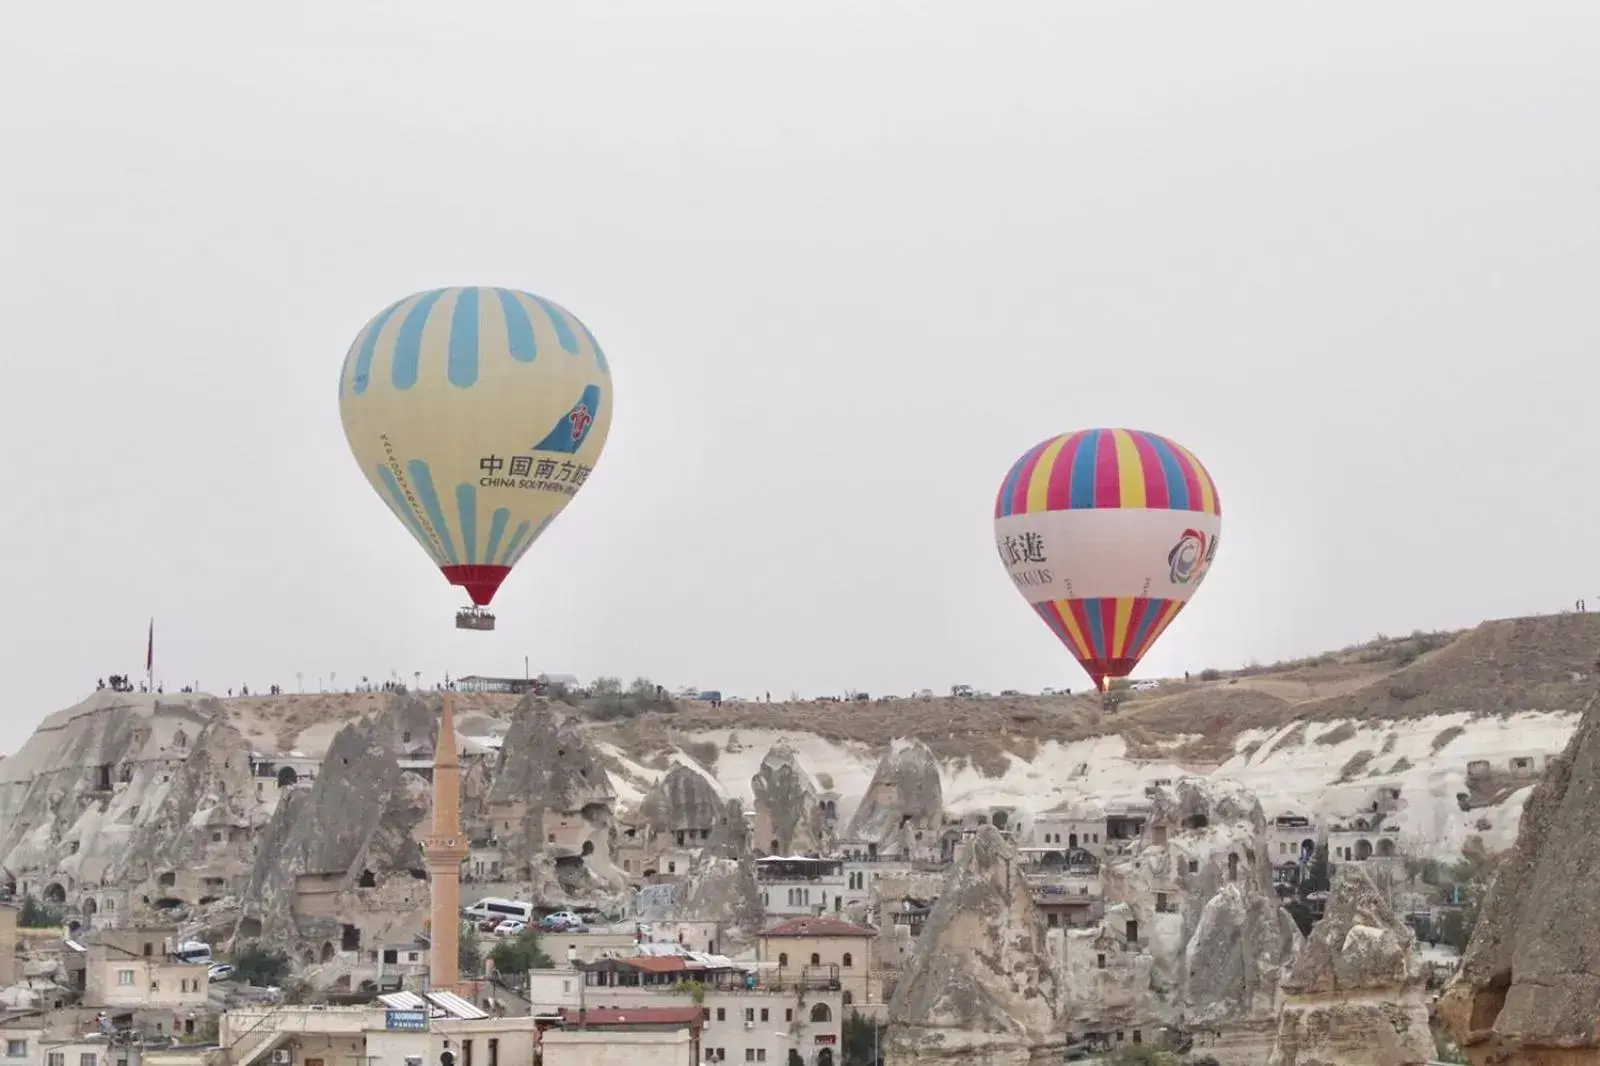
[{"left": 2, "top": 2, "right": 1596, "bottom": 749}]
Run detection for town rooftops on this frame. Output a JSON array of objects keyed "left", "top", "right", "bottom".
[
  {"left": 557, "top": 1005, "right": 703, "bottom": 1027},
  {"left": 761, "top": 917, "right": 876, "bottom": 938}
]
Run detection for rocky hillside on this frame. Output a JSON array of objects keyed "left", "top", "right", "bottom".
[{"left": 0, "top": 612, "right": 1591, "bottom": 947}]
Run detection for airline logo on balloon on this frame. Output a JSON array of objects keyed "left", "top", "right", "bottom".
[
  {"left": 1167, "top": 528, "right": 1219, "bottom": 586},
  {"left": 476, "top": 386, "right": 605, "bottom": 495}
]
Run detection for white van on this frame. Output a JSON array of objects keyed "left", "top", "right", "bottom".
[{"left": 464, "top": 897, "right": 534, "bottom": 924}]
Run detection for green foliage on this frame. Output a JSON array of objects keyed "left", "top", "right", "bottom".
[
  {"left": 18, "top": 896, "right": 61, "bottom": 928},
  {"left": 459, "top": 921, "right": 482, "bottom": 975},
  {"left": 231, "top": 943, "right": 290, "bottom": 987},
  {"left": 1300, "top": 843, "right": 1331, "bottom": 896},
  {"left": 489, "top": 928, "right": 555, "bottom": 974},
  {"left": 1198, "top": 668, "right": 1223, "bottom": 682},
  {"left": 842, "top": 1010, "right": 886, "bottom": 1066}
]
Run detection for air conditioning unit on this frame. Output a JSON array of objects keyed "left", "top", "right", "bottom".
[
  {"left": 271, "top": 1052, "right": 291, "bottom": 1065},
  {"left": 743, "top": 1021, "right": 753, "bottom": 1030}
]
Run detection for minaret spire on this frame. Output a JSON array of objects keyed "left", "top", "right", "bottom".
[{"left": 421, "top": 692, "right": 468, "bottom": 994}]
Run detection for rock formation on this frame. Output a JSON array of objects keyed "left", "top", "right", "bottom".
[
  {"left": 750, "top": 741, "right": 830, "bottom": 856},
  {"left": 847, "top": 740, "right": 943, "bottom": 858},
  {"left": 238, "top": 707, "right": 430, "bottom": 944},
  {"left": 1068, "top": 779, "right": 1299, "bottom": 1031},
  {"left": 672, "top": 801, "right": 765, "bottom": 938},
  {"left": 1438, "top": 688, "right": 1600, "bottom": 1066},
  {"left": 486, "top": 704, "right": 616, "bottom": 876},
  {"left": 639, "top": 759, "right": 729, "bottom": 847},
  {"left": 888, "top": 826, "right": 1061, "bottom": 1065},
  {"left": 1267, "top": 864, "right": 1431, "bottom": 1066}
]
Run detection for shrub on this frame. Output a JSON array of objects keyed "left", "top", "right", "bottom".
[
  {"left": 232, "top": 943, "right": 290, "bottom": 987},
  {"left": 1431, "top": 725, "right": 1466, "bottom": 753}
]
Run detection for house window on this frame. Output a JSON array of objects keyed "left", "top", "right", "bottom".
[
  {"left": 7, "top": 1043, "right": 27, "bottom": 1059},
  {"left": 756, "top": 1053, "right": 766, "bottom": 1062},
  {"left": 842, "top": 952, "right": 853, "bottom": 967},
  {"left": 843, "top": 991, "right": 853, "bottom": 1005},
  {"left": 810, "top": 953, "right": 820, "bottom": 965},
  {"left": 778, "top": 953, "right": 788, "bottom": 967},
  {"left": 745, "top": 1051, "right": 756, "bottom": 1062},
  {"left": 760, "top": 1009, "right": 769, "bottom": 1022},
  {"left": 785, "top": 1009, "right": 793, "bottom": 1022},
  {"left": 1133, "top": 1030, "right": 1143, "bottom": 1045},
  {"left": 668, "top": 862, "right": 677, "bottom": 874},
  {"left": 745, "top": 1008, "right": 754, "bottom": 1022},
  {"left": 48, "top": 1054, "right": 64, "bottom": 1066},
  {"left": 407, "top": 952, "right": 419, "bottom": 963},
  {"left": 716, "top": 1008, "right": 726, "bottom": 1021},
  {"left": 1097, "top": 954, "right": 1106, "bottom": 969},
  {"left": 117, "top": 968, "right": 135, "bottom": 985},
  {"left": 383, "top": 949, "right": 398, "bottom": 964}
]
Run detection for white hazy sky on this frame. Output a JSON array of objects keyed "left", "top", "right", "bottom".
[{"left": 3, "top": 2, "right": 1597, "bottom": 750}]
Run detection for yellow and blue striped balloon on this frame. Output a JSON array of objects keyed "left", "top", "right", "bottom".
[{"left": 338, "top": 286, "right": 613, "bottom": 607}]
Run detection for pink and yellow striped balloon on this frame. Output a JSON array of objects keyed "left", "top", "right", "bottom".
[{"left": 993, "top": 428, "right": 1221, "bottom": 692}]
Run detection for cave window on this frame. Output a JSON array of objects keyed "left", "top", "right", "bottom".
[
  {"left": 277, "top": 766, "right": 298, "bottom": 787},
  {"left": 1227, "top": 853, "right": 1239, "bottom": 881},
  {"left": 1097, "top": 953, "right": 1106, "bottom": 969},
  {"left": 842, "top": 953, "right": 852, "bottom": 968},
  {"left": 1047, "top": 913, "right": 1059, "bottom": 928},
  {"left": 173, "top": 730, "right": 187, "bottom": 749},
  {"left": 778, "top": 953, "right": 788, "bottom": 967},
  {"left": 770, "top": 840, "right": 780, "bottom": 854},
  {"left": 668, "top": 862, "right": 676, "bottom": 874},
  {"left": 383, "top": 949, "right": 398, "bottom": 964},
  {"left": 809, "top": 953, "right": 820, "bottom": 966},
  {"left": 157, "top": 872, "right": 175, "bottom": 888},
  {"left": 1155, "top": 893, "right": 1168, "bottom": 913},
  {"left": 1125, "top": 920, "right": 1138, "bottom": 943},
  {"left": 842, "top": 991, "right": 853, "bottom": 1005},
  {"left": 1187, "top": 860, "right": 1198, "bottom": 874},
  {"left": 548, "top": 834, "right": 556, "bottom": 844},
  {"left": 211, "top": 832, "right": 221, "bottom": 843},
  {"left": 581, "top": 840, "right": 594, "bottom": 857},
  {"left": 321, "top": 942, "right": 335, "bottom": 963},
  {"left": 1132, "top": 1031, "right": 1142, "bottom": 1045},
  {"left": 402, "top": 731, "right": 411, "bottom": 743},
  {"left": 341, "top": 924, "right": 361, "bottom": 952},
  {"left": 359, "top": 870, "right": 377, "bottom": 888},
  {"left": 1068, "top": 833, "right": 1078, "bottom": 848}
]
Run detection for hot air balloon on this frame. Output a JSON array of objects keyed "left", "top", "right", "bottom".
[
  {"left": 993, "top": 428, "right": 1220, "bottom": 692},
  {"left": 338, "top": 287, "right": 613, "bottom": 630}
]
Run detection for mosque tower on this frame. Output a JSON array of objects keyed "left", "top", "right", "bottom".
[{"left": 422, "top": 694, "right": 469, "bottom": 993}]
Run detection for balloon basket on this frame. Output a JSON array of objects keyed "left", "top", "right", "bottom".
[{"left": 455, "top": 606, "right": 496, "bottom": 632}]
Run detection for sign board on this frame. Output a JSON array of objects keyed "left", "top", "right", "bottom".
[{"left": 386, "top": 1009, "right": 429, "bottom": 1031}]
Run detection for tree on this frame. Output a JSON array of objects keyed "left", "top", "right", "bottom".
[
  {"left": 591, "top": 677, "right": 623, "bottom": 696},
  {"left": 842, "top": 1010, "right": 887, "bottom": 1065},
  {"left": 489, "top": 928, "right": 555, "bottom": 975},
  {"left": 231, "top": 944, "right": 290, "bottom": 987},
  {"left": 19, "top": 896, "right": 61, "bottom": 929},
  {"left": 459, "top": 921, "right": 482, "bottom": 975}
]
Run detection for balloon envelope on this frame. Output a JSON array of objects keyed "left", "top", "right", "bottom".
[
  {"left": 338, "top": 286, "right": 613, "bottom": 607},
  {"left": 993, "top": 428, "right": 1220, "bottom": 691}
]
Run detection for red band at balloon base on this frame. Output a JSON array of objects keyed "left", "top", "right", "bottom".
[
  {"left": 1081, "top": 657, "right": 1140, "bottom": 693},
  {"left": 441, "top": 565, "right": 511, "bottom": 607}
]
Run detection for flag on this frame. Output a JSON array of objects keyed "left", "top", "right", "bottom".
[{"left": 146, "top": 619, "right": 154, "bottom": 674}]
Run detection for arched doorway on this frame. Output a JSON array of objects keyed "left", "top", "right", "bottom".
[
  {"left": 1355, "top": 839, "right": 1373, "bottom": 860},
  {"left": 320, "top": 941, "right": 335, "bottom": 963},
  {"left": 817, "top": 1048, "right": 834, "bottom": 1066},
  {"left": 278, "top": 766, "right": 298, "bottom": 787},
  {"left": 43, "top": 883, "right": 65, "bottom": 904}
]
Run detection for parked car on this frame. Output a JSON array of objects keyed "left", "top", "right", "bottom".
[
  {"left": 496, "top": 920, "right": 526, "bottom": 936},
  {"left": 539, "top": 911, "right": 585, "bottom": 932},
  {"left": 208, "top": 963, "right": 236, "bottom": 982}
]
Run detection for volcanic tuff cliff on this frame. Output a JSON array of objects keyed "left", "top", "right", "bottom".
[
  {"left": 888, "top": 826, "right": 1062, "bottom": 1065},
  {"left": 1268, "top": 864, "right": 1432, "bottom": 1066},
  {"left": 240, "top": 706, "right": 430, "bottom": 945},
  {"left": 847, "top": 740, "right": 944, "bottom": 856},
  {"left": 0, "top": 612, "right": 1592, "bottom": 980},
  {"left": 1438, "top": 685, "right": 1600, "bottom": 1066},
  {"left": 751, "top": 740, "right": 832, "bottom": 855}
]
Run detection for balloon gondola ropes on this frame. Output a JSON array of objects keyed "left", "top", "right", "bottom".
[
  {"left": 994, "top": 428, "right": 1221, "bottom": 693},
  {"left": 338, "top": 287, "right": 613, "bottom": 627},
  {"left": 455, "top": 606, "right": 496, "bottom": 632}
]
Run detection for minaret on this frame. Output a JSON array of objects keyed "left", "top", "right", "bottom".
[{"left": 422, "top": 693, "right": 469, "bottom": 994}]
